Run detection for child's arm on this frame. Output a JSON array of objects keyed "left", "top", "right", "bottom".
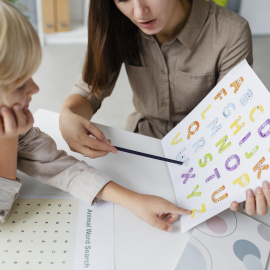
[
  {"left": 0, "top": 136, "right": 18, "bottom": 180},
  {"left": 17, "top": 127, "right": 114, "bottom": 206},
  {"left": 96, "top": 181, "right": 191, "bottom": 232},
  {"left": 17, "top": 127, "right": 191, "bottom": 231},
  {"left": 0, "top": 106, "right": 33, "bottom": 224},
  {"left": 0, "top": 106, "right": 33, "bottom": 179}
]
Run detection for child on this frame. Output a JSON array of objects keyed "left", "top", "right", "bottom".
[{"left": 0, "top": 0, "right": 190, "bottom": 232}]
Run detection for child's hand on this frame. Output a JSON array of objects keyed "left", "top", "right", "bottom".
[
  {"left": 129, "top": 194, "right": 191, "bottom": 232},
  {"left": 0, "top": 105, "right": 34, "bottom": 140},
  {"left": 97, "top": 182, "right": 191, "bottom": 232}
]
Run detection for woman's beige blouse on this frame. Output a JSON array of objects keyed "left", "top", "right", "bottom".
[{"left": 72, "top": 0, "right": 253, "bottom": 139}]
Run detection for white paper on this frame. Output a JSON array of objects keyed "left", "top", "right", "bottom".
[
  {"left": 175, "top": 210, "right": 270, "bottom": 270},
  {"left": 31, "top": 111, "right": 116, "bottom": 270},
  {"left": 161, "top": 60, "right": 270, "bottom": 232}
]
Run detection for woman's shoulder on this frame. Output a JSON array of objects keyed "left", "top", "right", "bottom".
[{"left": 208, "top": 1, "right": 247, "bottom": 28}]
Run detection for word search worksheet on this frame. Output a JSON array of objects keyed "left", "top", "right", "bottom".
[
  {"left": 161, "top": 60, "right": 270, "bottom": 232},
  {"left": 0, "top": 195, "right": 114, "bottom": 270}
]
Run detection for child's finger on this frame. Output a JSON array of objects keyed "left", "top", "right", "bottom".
[
  {"left": 164, "top": 205, "right": 191, "bottom": 224},
  {"left": 0, "top": 115, "right": 4, "bottom": 135},
  {"left": 23, "top": 107, "right": 34, "bottom": 127},
  {"left": 170, "top": 205, "right": 192, "bottom": 216},
  {"left": 1, "top": 107, "right": 16, "bottom": 134},
  {"left": 13, "top": 105, "right": 26, "bottom": 128},
  {"left": 166, "top": 213, "right": 179, "bottom": 224},
  {"left": 158, "top": 213, "right": 170, "bottom": 219},
  {"left": 152, "top": 217, "right": 173, "bottom": 232}
]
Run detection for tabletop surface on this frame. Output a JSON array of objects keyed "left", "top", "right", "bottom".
[{"left": 18, "top": 109, "right": 270, "bottom": 270}]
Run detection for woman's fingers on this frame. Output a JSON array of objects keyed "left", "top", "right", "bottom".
[
  {"left": 85, "top": 135, "right": 117, "bottom": 153},
  {"left": 231, "top": 184, "right": 269, "bottom": 216},
  {"left": 59, "top": 111, "right": 117, "bottom": 157},
  {"left": 85, "top": 120, "right": 107, "bottom": 142},
  {"left": 244, "top": 189, "right": 256, "bottom": 216},
  {"left": 67, "top": 127, "right": 116, "bottom": 157},
  {"left": 84, "top": 121, "right": 117, "bottom": 153},
  {"left": 262, "top": 181, "right": 270, "bottom": 207},
  {"left": 76, "top": 134, "right": 116, "bottom": 158},
  {"left": 82, "top": 145, "right": 111, "bottom": 159},
  {"left": 68, "top": 118, "right": 117, "bottom": 156},
  {"left": 254, "top": 187, "right": 268, "bottom": 216},
  {"left": 230, "top": 201, "right": 240, "bottom": 212}
]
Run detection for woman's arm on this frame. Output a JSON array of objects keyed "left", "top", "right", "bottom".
[
  {"left": 60, "top": 67, "right": 121, "bottom": 159},
  {"left": 61, "top": 93, "right": 94, "bottom": 120},
  {"left": 60, "top": 94, "right": 117, "bottom": 158}
]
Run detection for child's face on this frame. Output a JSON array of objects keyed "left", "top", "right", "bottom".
[{"left": 0, "top": 77, "right": 39, "bottom": 110}]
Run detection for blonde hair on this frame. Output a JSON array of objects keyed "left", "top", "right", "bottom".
[{"left": 0, "top": 0, "right": 42, "bottom": 93}]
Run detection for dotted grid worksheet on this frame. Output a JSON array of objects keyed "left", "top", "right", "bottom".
[
  {"left": 0, "top": 198, "right": 78, "bottom": 269},
  {"left": 0, "top": 197, "right": 114, "bottom": 270}
]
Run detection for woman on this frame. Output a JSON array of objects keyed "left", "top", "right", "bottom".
[{"left": 60, "top": 1, "right": 269, "bottom": 216}]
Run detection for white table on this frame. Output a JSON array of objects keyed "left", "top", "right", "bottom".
[{"left": 18, "top": 109, "right": 270, "bottom": 270}]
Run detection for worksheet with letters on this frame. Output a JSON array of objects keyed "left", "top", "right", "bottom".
[{"left": 161, "top": 60, "right": 270, "bottom": 232}]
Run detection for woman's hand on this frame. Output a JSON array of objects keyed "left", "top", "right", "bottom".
[
  {"left": 0, "top": 105, "right": 33, "bottom": 140},
  {"left": 128, "top": 194, "right": 191, "bottom": 232},
  {"left": 59, "top": 109, "right": 117, "bottom": 158},
  {"left": 230, "top": 180, "right": 270, "bottom": 216}
]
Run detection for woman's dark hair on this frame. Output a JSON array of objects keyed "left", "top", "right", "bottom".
[{"left": 83, "top": 0, "right": 140, "bottom": 97}]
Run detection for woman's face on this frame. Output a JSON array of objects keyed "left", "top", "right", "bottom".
[
  {"left": 0, "top": 77, "right": 39, "bottom": 109},
  {"left": 114, "top": 0, "right": 185, "bottom": 38}
]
